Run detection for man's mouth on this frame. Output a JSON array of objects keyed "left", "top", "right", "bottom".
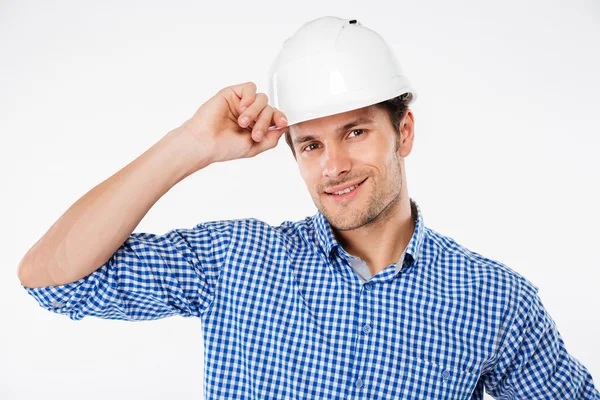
[{"left": 325, "top": 178, "right": 367, "bottom": 196}]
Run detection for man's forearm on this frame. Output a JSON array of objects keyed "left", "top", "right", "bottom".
[{"left": 17, "top": 127, "right": 209, "bottom": 288}]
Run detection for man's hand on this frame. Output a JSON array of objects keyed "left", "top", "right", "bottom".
[{"left": 178, "top": 81, "right": 289, "bottom": 171}]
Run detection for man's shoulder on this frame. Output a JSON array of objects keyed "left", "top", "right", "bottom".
[
  {"left": 423, "top": 226, "right": 539, "bottom": 297},
  {"left": 194, "top": 214, "right": 317, "bottom": 246}
]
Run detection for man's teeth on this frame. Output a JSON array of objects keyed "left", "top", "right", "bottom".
[{"left": 333, "top": 183, "right": 360, "bottom": 195}]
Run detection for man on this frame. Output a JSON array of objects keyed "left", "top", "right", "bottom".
[{"left": 18, "top": 16, "right": 599, "bottom": 399}]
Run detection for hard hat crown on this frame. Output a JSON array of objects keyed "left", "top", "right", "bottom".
[{"left": 268, "top": 16, "right": 417, "bottom": 126}]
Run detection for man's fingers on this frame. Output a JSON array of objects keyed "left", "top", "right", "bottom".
[
  {"left": 227, "top": 83, "right": 288, "bottom": 141},
  {"left": 248, "top": 127, "right": 287, "bottom": 156},
  {"left": 271, "top": 107, "right": 288, "bottom": 128},
  {"left": 229, "top": 81, "right": 257, "bottom": 114},
  {"left": 238, "top": 93, "right": 268, "bottom": 128},
  {"left": 251, "top": 105, "right": 275, "bottom": 142}
]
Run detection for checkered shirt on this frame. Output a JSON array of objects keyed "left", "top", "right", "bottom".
[{"left": 22, "top": 198, "right": 599, "bottom": 399}]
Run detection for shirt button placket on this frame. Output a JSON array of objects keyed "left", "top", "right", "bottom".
[{"left": 353, "top": 281, "right": 372, "bottom": 393}]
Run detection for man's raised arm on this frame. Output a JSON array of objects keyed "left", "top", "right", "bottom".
[{"left": 17, "top": 81, "right": 289, "bottom": 289}]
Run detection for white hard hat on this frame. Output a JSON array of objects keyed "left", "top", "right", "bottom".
[{"left": 268, "top": 16, "right": 417, "bottom": 127}]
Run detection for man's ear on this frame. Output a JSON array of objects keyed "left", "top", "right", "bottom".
[{"left": 398, "top": 110, "right": 415, "bottom": 157}]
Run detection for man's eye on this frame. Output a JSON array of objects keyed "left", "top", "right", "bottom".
[
  {"left": 302, "top": 143, "right": 319, "bottom": 152},
  {"left": 302, "top": 129, "right": 366, "bottom": 153},
  {"left": 348, "top": 129, "right": 365, "bottom": 137}
]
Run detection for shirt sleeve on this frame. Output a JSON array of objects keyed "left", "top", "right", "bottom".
[
  {"left": 483, "top": 281, "right": 600, "bottom": 399},
  {"left": 21, "top": 220, "right": 234, "bottom": 321}
]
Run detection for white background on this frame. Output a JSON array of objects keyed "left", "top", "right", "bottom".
[{"left": 2, "top": 0, "right": 599, "bottom": 399}]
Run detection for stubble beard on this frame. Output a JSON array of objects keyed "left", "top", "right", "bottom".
[{"left": 316, "top": 155, "right": 404, "bottom": 231}]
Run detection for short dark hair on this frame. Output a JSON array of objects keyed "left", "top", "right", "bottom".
[{"left": 284, "top": 92, "right": 412, "bottom": 158}]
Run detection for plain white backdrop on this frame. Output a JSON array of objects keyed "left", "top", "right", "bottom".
[{"left": 1, "top": 0, "right": 599, "bottom": 399}]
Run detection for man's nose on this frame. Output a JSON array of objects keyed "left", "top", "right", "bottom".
[{"left": 321, "top": 145, "right": 351, "bottom": 178}]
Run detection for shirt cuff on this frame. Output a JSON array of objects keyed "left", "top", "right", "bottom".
[{"left": 21, "top": 276, "right": 88, "bottom": 315}]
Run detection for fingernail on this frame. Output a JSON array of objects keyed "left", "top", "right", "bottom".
[
  {"left": 241, "top": 116, "right": 249, "bottom": 125},
  {"left": 255, "top": 130, "right": 263, "bottom": 140}
]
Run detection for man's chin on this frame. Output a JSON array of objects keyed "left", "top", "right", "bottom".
[{"left": 322, "top": 209, "right": 367, "bottom": 231}]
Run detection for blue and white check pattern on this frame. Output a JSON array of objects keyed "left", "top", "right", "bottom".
[{"left": 22, "top": 198, "right": 599, "bottom": 399}]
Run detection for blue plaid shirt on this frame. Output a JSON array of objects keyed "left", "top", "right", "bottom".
[{"left": 22, "top": 198, "right": 599, "bottom": 399}]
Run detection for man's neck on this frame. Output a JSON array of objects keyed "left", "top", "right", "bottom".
[{"left": 333, "top": 195, "right": 415, "bottom": 278}]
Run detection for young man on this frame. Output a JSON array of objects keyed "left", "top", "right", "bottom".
[{"left": 18, "top": 16, "right": 599, "bottom": 399}]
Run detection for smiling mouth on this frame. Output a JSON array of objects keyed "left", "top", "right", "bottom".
[{"left": 326, "top": 178, "right": 367, "bottom": 196}]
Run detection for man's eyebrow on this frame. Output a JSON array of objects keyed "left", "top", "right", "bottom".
[{"left": 292, "top": 116, "right": 375, "bottom": 147}]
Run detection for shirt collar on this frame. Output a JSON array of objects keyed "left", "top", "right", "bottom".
[{"left": 314, "top": 197, "right": 425, "bottom": 273}]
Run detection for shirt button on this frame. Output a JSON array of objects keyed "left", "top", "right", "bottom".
[
  {"left": 355, "top": 378, "right": 364, "bottom": 388},
  {"left": 51, "top": 301, "right": 65, "bottom": 308},
  {"left": 363, "top": 324, "right": 372, "bottom": 334},
  {"left": 442, "top": 370, "right": 450, "bottom": 380},
  {"left": 364, "top": 282, "right": 373, "bottom": 291}
]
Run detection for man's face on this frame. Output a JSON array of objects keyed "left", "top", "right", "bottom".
[{"left": 289, "top": 105, "right": 414, "bottom": 231}]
